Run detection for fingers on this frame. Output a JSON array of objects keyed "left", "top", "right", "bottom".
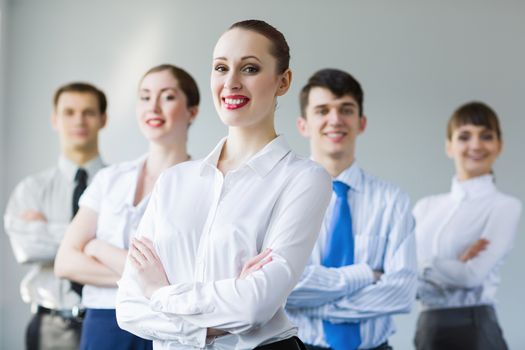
[
  {"left": 243, "top": 248, "right": 272, "bottom": 270},
  {"left": 239, "top": 249, "right": 273, "bottom": 279},
  {"left": 131, "top": 237, "right": 157, "bottom": 263}
]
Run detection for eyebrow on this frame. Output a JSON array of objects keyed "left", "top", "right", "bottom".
[
  {"left": 139, "top": 87, "right": 178, "bottom": 93},
  {"left": 313, "top": 102, "right": 357, "bottom": 109},
  {"left": 213, "top": 55, "right": 262, "bottom": 63}
]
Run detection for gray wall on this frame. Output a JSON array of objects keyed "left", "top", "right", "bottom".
[
  {"left": 1, "top": 0, "right": 524, "bottom": 349},
  {"left": 0, "top": 0, "right": 8, "bottom": 341}
]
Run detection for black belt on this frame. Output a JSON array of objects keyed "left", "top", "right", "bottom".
[
  {"left": 255, "top": 336, "right": 306, "bottom": 350},
  {"left": 36, "top": 306, "right": 85, "bottom": 320}
]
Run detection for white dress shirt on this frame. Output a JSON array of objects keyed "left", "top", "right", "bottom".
[
  {"left": 116, "top": 135, "right": 332, "bottom": 349},
  {"left": 4, "top": 156, "right": 105, "bottom": 310},
  {"left": 285, "top": 162, "right": 417, "bottom": 349},
  {"left": 79, "top": 155, "right": 150, "bottom": 309},
  {"left": 414, "top": 174, "right": 522, "bottom": 310}
]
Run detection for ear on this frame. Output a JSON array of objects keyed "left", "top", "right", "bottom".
[
  {"left": 445, "top": 139, "right": 453, "bottom": 158},
  {"left": 188, "top": 106, "right": 199, "bottom": 124},
  {"left": 51, "top": 111, "right": 58, "bottom": 130},
  {"left": 100, "top": 113, "right": 108, "bottom": 129},
  {"left": 276, "top": 69, "right": 292, "bottom": 97},
  {"left": 496, "top": 138, "right": 503, "bottom": 156},
  {"left": 296, "top": 116, "right": 310, "bottom": 138},
  {"left": 358, "top": 115, "right": 367, "bottom": 134}
]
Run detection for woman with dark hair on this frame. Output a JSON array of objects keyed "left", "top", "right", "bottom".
[
  {"left": 413, "top": 102, "right": 522, "bottom": 350},
  {"left": 55, "top": 64, "right": 199, "bottom": 350},
  {"left": 116, "top": 20, "right": 331, "bottom": 349}
]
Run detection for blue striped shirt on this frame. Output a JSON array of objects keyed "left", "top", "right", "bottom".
[{"left": 285, "top": 162, "right": 417, "bottom": 349}]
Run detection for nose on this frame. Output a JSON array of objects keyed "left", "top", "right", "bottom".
[
  {"left": 469, "top": 135, "right": 483, "bottom": 149},
  {"left": 326, "top": 108, "right": 343, "bottom": 125},
  {"left": 147, "top": 95, "right": 161, "bottom": 113},
  {"left": 224, "top": 71, "right": 242, "bottom": 90}
]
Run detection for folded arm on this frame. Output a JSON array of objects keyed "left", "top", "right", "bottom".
[
  {"left": 427, "top": 199, "right": 522, "bottom": 288},
  {"left": 55, "top": 207, "right": 120, "bottom": 286},
  {"left": 300, "top": 194, "right": 417, "bottom": 322},
  {"left": 117, "top": 166, "right": 332, "bottom": 340}
]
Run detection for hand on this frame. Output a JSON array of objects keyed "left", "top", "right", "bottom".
[
  {"left": 21, "top": 210, "right": 47, "bottom": 222},
  {"left": 129, "top": 237, "right": 170, "bottom": 298},
  {"left": 373, "top": 270, "right": 383, "bottom": 282},
  {"left": 206, "top": 328, "right": 228, "bottom": 338},
  {"left": 239, "top": 248, "right": 272, "bottom": 279},
  {"left": 459, "top": 238, "right": 490, "bottom": 262}
]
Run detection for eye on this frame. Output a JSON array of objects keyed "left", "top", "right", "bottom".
[
  {"left": 139, "top": 95, "right": 150, "bottom": 102},
  {"left": 242, "top": 65, "right": 259, "bottom": 74},
  {"left": 340, "top": 106, "right": 355, "bottom": 115},
  {"left": 214, "top": 64, "right": 228, "bottom": 72},
  {"left": 315, "top": 108, "right": 329, "bottom": 116},
  {"left": 457, "top": 132, "right": 470, "bottom": 141},
  {"left": 480, "top": 132, "right": 495, "bottom": 141},
  {"left": 161, "top": 92, "right": 176, "bottom": 101}
]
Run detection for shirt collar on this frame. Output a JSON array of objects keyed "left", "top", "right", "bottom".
[
  {"left": 58, "top": 155, "right": 105, "bottom": 183},
  {"left": 451, "top": 173, "right": 497, "bottom": 200},
  {"left": 199, "top": 135, "right": 291, "bottom": 178},
  {"left": 334, "top": 160, "right": 363, "bottom": 192}
]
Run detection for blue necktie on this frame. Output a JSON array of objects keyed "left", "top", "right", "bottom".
[{"left": 322, "top": 181, "right": 361, "bottom": 350}]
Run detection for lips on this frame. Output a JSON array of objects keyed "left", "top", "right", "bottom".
[
  {"left": 222, "top": 95, "right": 250, "bottom": 110},
  {"left": 146, "top": 117, "right": 165, "bottom": 127},
  {"left": 324, "top": 131, "right": 347, "bottom": 142},
  {"left": 465, "top": 154, "right": 488, "bottom": 161}
]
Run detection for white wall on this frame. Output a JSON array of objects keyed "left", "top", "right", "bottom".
[{"left": 2, "top": 1, "right": 524, "bottom": 349}]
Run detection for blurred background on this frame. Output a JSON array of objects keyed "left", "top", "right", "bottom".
[{"left": 0, "top": 0, "right": 524, "bottom": 348}]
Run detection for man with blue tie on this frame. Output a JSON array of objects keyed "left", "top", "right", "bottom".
[{"left": 286, "top": 68, "right": 417, "bottom": 350}]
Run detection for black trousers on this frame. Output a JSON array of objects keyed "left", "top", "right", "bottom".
[
  {"left": 305, "top": 341, "right": 391, "bottom": 350},
  {"left": 414, "top": 305, "right": 508, "bottom": 350},
  {"left": 26, "top": 311, "right": 82, "bottom": 350}
]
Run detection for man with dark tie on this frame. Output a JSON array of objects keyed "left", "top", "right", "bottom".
[
  {"left": 286, "top": 69, "right": 417, "bottom": 350},
  {"left": 4, "top": 82, "right": 107, "bottom": 349}
]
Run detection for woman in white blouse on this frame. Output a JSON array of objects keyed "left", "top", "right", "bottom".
[
  {"left": 116, "top": 20, "right": 332, "bottom": 350},
  {"left": 55, "top": 64, "right": 200, "bottom": 350},
  {"left": 413, "top": 101, "right": 522, "bottom": 350}
]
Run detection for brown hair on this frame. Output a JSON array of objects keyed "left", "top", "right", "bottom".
[
  {"left": 140, "top": 64, "right": 200, "bottom": 107},
  {"left": 229, "top": 20, "right": 290, "bottom": 74},
  {"left": 299, "top": 68, "right": 364, "bottom": 118},
  {"left": 447, "top": 101, "right": 502, "bottom": 140},
  {"left": 53, "top": 82, "right": 107, "bottom": 114}
]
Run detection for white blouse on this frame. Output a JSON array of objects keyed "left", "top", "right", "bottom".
[
  {"left": 413, "top": 174, "right": 522, "bottom": 310},
  {"left": 116, "top": 135, "right": 332, "bottom": 349},
  {"left": 80, "top": 155, "right": 150, "bottom": 309}
]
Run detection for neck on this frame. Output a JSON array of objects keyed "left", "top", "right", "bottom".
[
  {"left": 312, "top": 151, "right": 355, "bottom": 178},
  {"left": 219, "top": 123, "right": 277, "bottom": 173},
  {"left": 63, "top": 147, "right": 99, "bottom": 166},
  {"left": 456, "top": 170, "right": 492, "bottom": 182},
  {"left": 144, "top": 142, "right": 189, "bottom": 180}
]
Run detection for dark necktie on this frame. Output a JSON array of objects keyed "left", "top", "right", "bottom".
[
  {"left": 322, "top": 181, "right": 361, "bottom": 350},
  {"left": 71, "top": 168, "right": 88, "bottom": 296}
]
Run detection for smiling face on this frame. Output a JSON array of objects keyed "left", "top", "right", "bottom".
[
  {"left": 446, "top": 124, "right": 502, "bottom": 180},
  {"left": 52, "top": 91, "right": 106, "bottom": 152},
  {"left": 136, "top": 69, "right": 197, "bottom": 146},
  {"left": 297, "top": 87, "right": 366, "bottom": 165},
  {"left": 210, "top": 28, "right": 291, "bottom": 131}
]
